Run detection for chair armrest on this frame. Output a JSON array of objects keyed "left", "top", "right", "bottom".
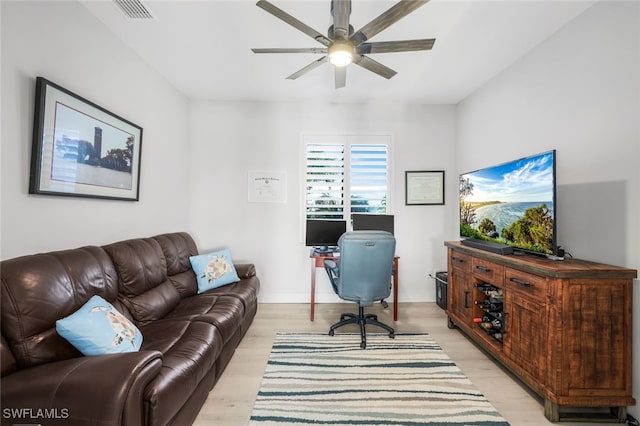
[
  {"left": 1, "top": 351, "right": 162, "bottom": 426},
  {"left": 323, "top": 259, "right": 340, "bottom": 293},
  {"left": 234, "top": 263, "right": 256, "bottom": 278},
  {"left": 324, "top": 259, "right": 339, "bottom": 275}
]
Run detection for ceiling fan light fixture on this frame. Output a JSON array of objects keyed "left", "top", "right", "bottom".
[
  {"left": 253, "top": 0, "right": 434, "bottom": 87},
  {"left": 328, "top": 42, "right": 354, "bottom": 67}
]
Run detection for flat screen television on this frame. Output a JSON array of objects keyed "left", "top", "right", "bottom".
[
  {"left": 459, "top": 150, "right": 557, "bottom": 256},
  {"left": 305, "top": 219, "right": 347, "bottom": 250},
  {"left": 352, "top": 214, "right": 394, "bottom": 235}
]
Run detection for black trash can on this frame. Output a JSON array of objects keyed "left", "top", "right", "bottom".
[{"left": 434, "top": 271, "right": 448, "bottom": 310}]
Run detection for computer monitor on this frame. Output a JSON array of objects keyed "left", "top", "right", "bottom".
[
  {"left": 352, "top": 214, "right": 394, "bottom": 235},
  {"left": 305, "top": 219, "right": 347, "bottom": 249}
]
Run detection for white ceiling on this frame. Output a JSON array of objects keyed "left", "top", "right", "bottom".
[{"left": 80, "top": 0, "right": 597, "bottom": 104}]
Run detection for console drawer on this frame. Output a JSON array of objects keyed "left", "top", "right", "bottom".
[
  {"left": 472, "top": 257, "right": 504, "bottom": 284},
  {"left": 504, "top": 267, "right": 547, "bottom": 300},
  {"left": 450, "top": 251, "right": 471, "bottom": 273}
]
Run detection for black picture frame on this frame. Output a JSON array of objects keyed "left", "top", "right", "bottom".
[
  {"left": 29, "top": 77, "right": 143, "bottom": 201},
  {"left": 405, "top": 170, "right": 445, "bottom": 205}
]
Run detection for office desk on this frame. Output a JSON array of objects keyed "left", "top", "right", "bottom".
[{"left": 309, "top": 250, "right": 399, "bottom": 322}]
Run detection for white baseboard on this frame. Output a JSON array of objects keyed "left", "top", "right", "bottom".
[{"left": 257, "top": 292, "right": 397, "bottom": 304}]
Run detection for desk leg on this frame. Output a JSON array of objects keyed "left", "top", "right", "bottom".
[
  {"left": 310, "top": 259, "right": 316, "bottom": 321},
  {"left": 393, "top": 259, "right": 398, "bottom": 321}
]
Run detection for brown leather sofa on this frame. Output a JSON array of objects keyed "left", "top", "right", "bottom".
[{"left": 0, "top": 232, "right": 259, "bottom": 425}]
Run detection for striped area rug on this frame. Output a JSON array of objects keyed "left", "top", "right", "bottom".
[{"left": 249, "top": 333, "right": 509, "bottom": 426}]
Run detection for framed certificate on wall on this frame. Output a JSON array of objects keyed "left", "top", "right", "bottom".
[
  {"left": 248, "top": 171, "right": 287, "bottom": 203},
  {"left": 405, "top": 170, "right": 445, "bottom": 205}
]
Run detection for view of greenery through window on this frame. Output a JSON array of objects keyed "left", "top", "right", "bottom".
[{"left": 305, "top": 140, "right": 389, "bottom": 221}]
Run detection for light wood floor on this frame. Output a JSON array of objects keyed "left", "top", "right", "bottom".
[{"left": 194, "top": 302, "right": 616, "bottom": 426}]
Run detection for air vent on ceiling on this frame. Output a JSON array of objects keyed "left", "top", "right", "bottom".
[{"left": 113, "top": 0, "right": 156, "bottom": 20}]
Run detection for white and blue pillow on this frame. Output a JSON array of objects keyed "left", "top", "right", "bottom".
[
  {"left": 56, "top": 295, "right": 142, "bottom": 356},
  {"left": 190, "top": 248, "right": 240, "bottom": 293}
]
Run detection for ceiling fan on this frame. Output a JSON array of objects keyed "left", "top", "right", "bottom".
[{"left": 251, "top": 0, "right": 435, "bottom": 89}]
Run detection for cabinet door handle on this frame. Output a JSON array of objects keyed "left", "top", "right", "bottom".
[
  {"left": 476, "top": 265, "right": 491, "bottom": 273},
  {"left": 510, "top": 277, "right": 532, "bottom": 287},
  {"left": 453, "top": 256, "right": 465, "bottom": 264},
  {"left": 464, "top": 291, "right": 470, "bottom": 309}
]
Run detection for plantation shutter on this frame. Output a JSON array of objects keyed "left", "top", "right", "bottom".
[
  {"left": 304, "top": 135, "right": 390, "bottom": 221},
  {"left": 350, "top": 144, "right": 388, "bottom": 214},
  {"left": 305, "top": 144, "right": 345, "bottom": 219}
]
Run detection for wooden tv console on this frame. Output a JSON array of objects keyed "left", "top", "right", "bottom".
[{"left": 445, "top": 241, "right": 637, "bottom": 422}]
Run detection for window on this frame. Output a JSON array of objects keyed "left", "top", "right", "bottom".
[{"left": 304, "top": 134, "right": 391, "bottom": 221}]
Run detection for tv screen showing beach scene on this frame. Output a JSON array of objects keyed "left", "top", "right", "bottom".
[{"left": 459, "top": 150, "right": 556, "bottom": 255}]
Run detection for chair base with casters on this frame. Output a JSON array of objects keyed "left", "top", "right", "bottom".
[{"left": 328, "top": 304, "right": 395, "bottom": 349}]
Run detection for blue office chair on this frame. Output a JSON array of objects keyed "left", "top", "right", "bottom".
[{"left": 324, "top": 231, "right": 396, "bottom": 349}]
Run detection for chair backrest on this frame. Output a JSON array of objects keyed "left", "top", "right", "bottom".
[{"left": 336, "top": 231, "right": 396, "bottom": 307}]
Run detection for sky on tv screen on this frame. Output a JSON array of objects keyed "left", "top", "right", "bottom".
[{"left": 462, "top": 151, "right": 554, "bottom": 204}]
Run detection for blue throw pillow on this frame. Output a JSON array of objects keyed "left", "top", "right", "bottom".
[
  {"left": 56, "top": 295, "right": 143, "bottom": 356},
  {"left": 190, "top": 248, "right": 240, "bottom": 293}
]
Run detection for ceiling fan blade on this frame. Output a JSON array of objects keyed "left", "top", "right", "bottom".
[
  {"left": 354, "top": 55, "right": 397, "bottom": 79},
  {"left": 351, "top": 0, "right": 429, "bottom": 45},
  {"left": 256, "top": 0, "right": 331, "bottom": 46},
  {"left": 335, "top": 66, "right": 347, "bottom": 89},
  {"left": 332, "top": 0, "right": 352, "bottom": 40},
  {"left": 252, "top": 48, "right": 327, "bottom": 54},
  {"left": 358, "top": 39, "right": 435, "bottom": 54},
  {"left": 286, "top": 56, "right": 328, "bottom": 80}
]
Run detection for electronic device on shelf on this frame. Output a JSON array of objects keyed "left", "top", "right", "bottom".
[
  {"left": 461, "top": 238, "right": 513, "bottom": 255},
  {"left": 305, "top": 219, "right": 347, "bottom": 253},
  {"left": 459, "top": 150, "right": 558, "bottom": 257},
  {"left": 351, "top": 214, "right": 394, "bottom": 235}
]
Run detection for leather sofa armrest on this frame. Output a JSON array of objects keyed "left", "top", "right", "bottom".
[
  {"left": 1, "top": 350, "right": 162, "bottom": 426},
  {"left": 234, "top": 263, "right": 256, "bottom": 278}
]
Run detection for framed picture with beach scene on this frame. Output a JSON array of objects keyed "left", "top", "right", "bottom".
[{"left": 29, "top": 77, "right": 142, "bottom": 201}]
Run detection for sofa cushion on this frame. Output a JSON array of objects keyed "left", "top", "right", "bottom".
[
  {"left": 190, "top": 248, "right": 240, "bottom": 293},
  {"left": 139, "top": 319, "right": 223, "bottom": 425},
  {"left": 103, "top": 238, "right": 181, "bottom": 325},
  {"left": 153, "top": 232, "right": 199, "bottom": 277},
  {"left": 1, "top": 246, "right": 119, "bottom": 368},
  {"left": 168, "top": 294, "right": 245, "bottom": 344},
  {"left": 153, "top": 232, "right": 198, "bottom": 298},
  {"left": 56, "top": 295, "right": 143, "bottom": 355},
  {"left": 208, "top": 278, "right": 259, "bottom": 316},
  {"left": 153, "top": 232, "right": 199, "bottom": 298}
]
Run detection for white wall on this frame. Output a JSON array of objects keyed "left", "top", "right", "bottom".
[
  {"left": 1, "top": 1, "right": 190, "bottom": 259},
  {"left": 456, "top": 0, "right": 640, "bottom": 416},
  {"left": 456, "top": 1, "right": 639, "bottom": 268},
  {"left": 189, "top": 101, "right": 456, "bottom": 304}
]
